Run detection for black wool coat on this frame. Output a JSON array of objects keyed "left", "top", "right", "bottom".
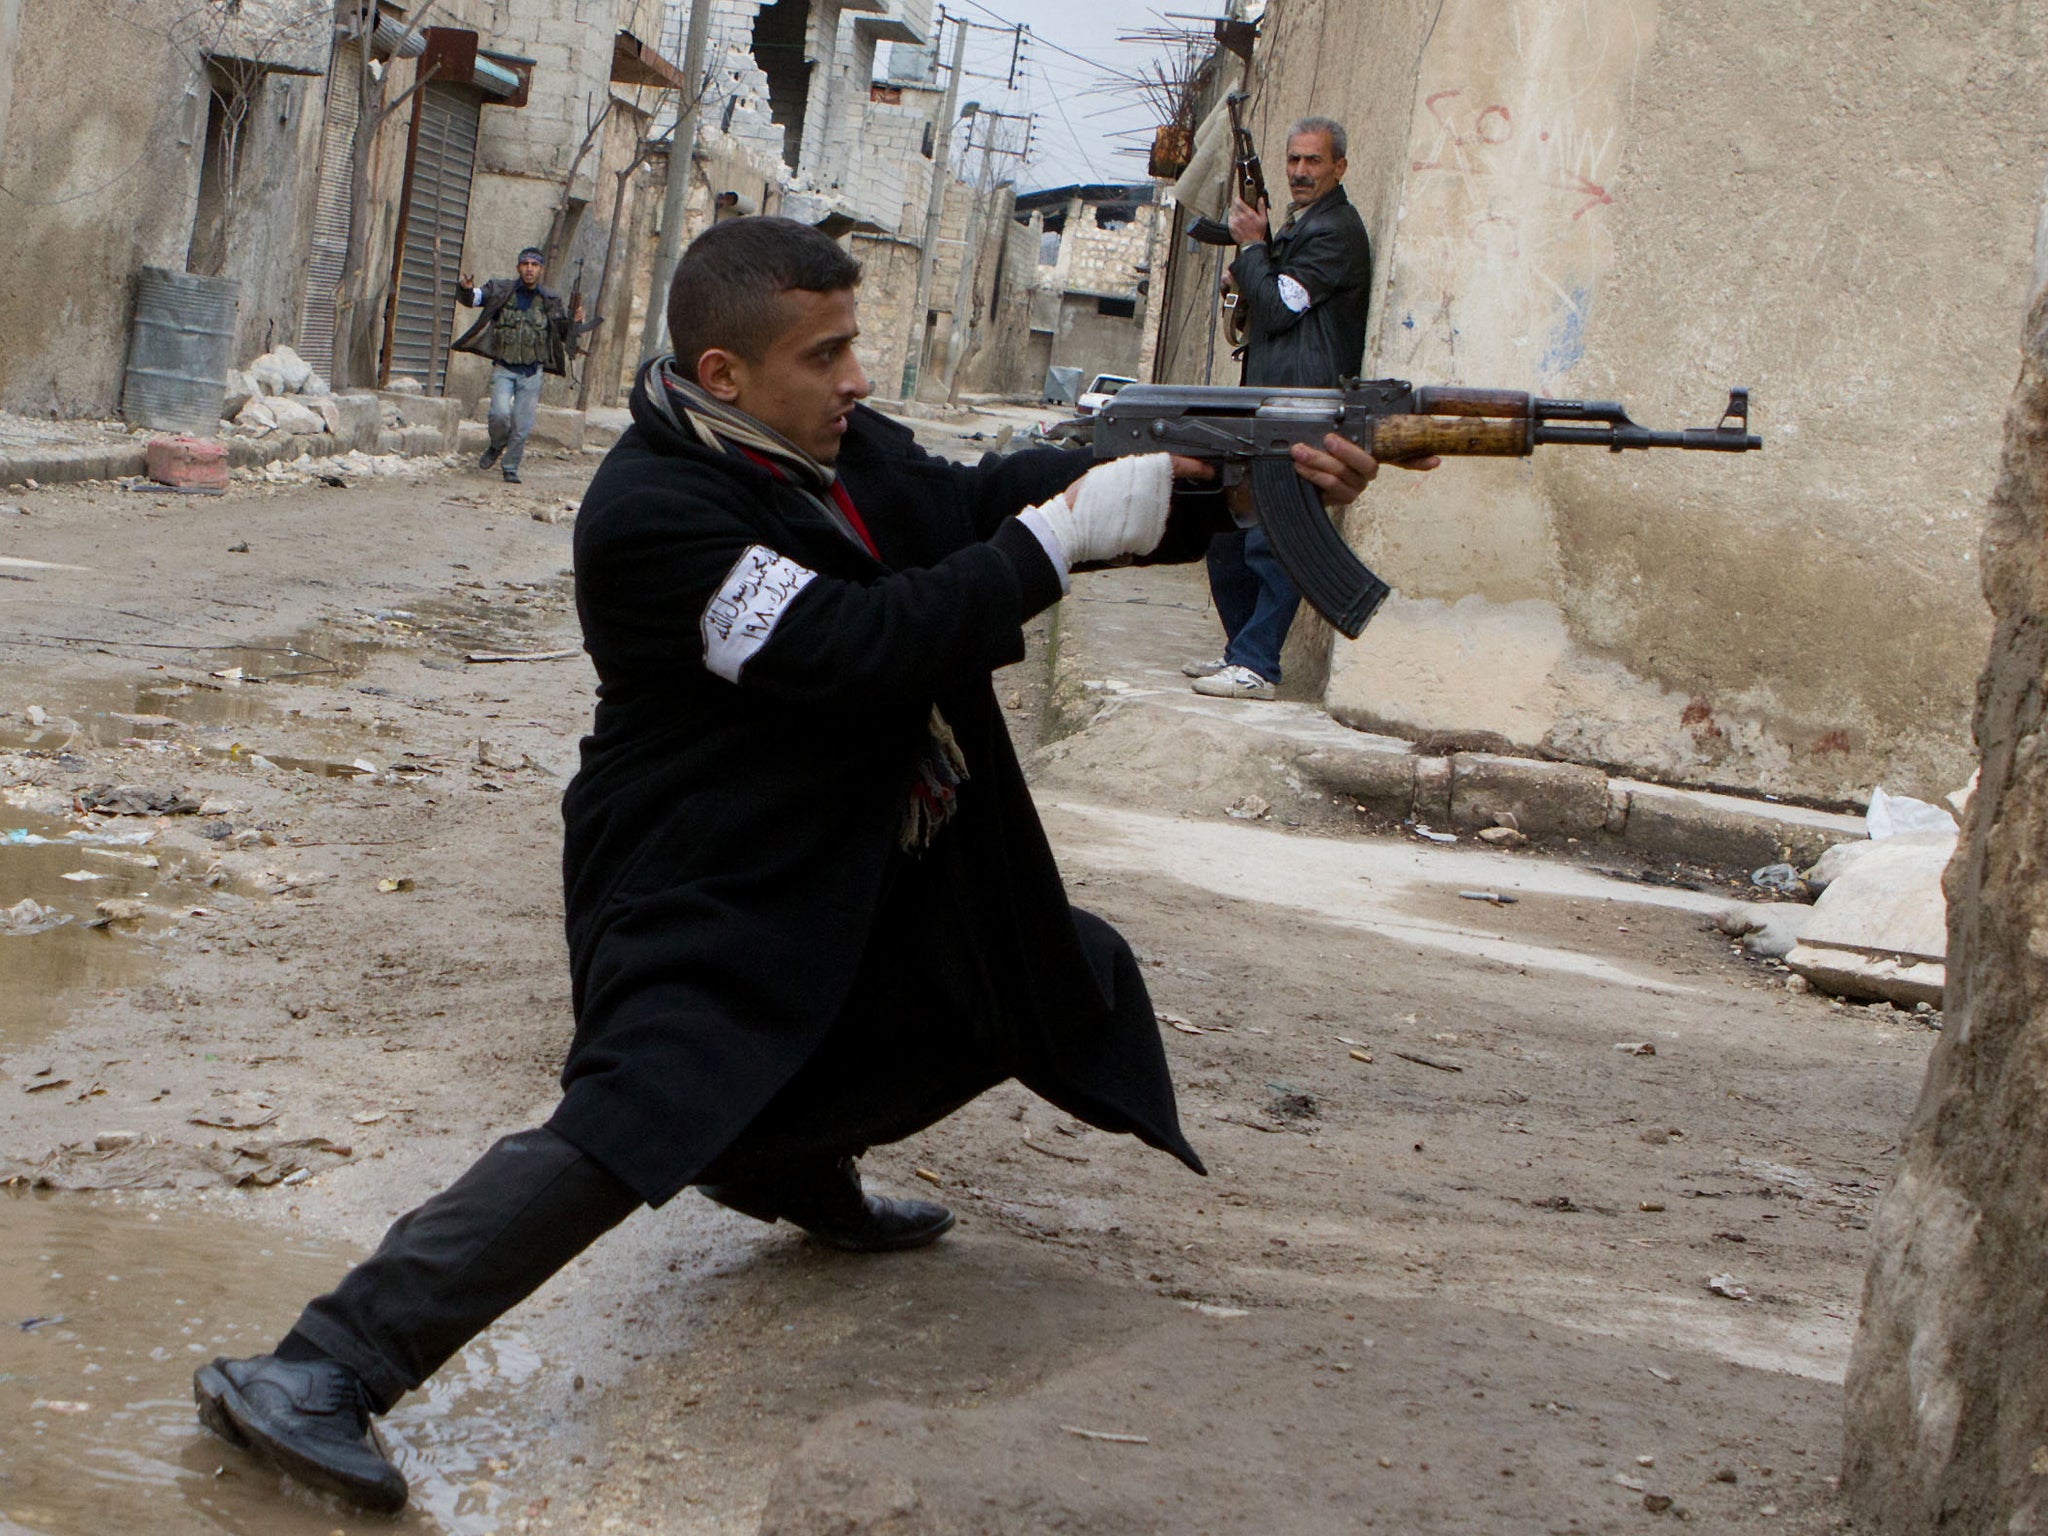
[
  {"left": 549, "top": 376, "right": 1210, "bottom": 1205},
  {"left": 1229, "top": 184, "right": 1374, "bottom": 388}
]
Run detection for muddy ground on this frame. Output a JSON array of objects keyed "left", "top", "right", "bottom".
[{"left": 0, "top": 429, "right": 1931, "bottom": 1535}]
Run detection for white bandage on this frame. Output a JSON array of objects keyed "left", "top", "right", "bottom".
[
  {"left": 1277, "top": 273, "right": 1311, "bottom": 314},
  {"left": 1026, "top": 454, "right": 1174, "bottom": 570}
]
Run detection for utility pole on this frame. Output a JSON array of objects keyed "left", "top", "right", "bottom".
[
  {"left": 637, "top": 0, "right": 715, "bottom": 366},
  {"left": 941, "top": 108, "right": 1029, "bottom": 400},
  {"left": 899, "top": 12, "right": 969, "bottom": 402},
  {"left": 938, "top": 123, "right": 999, "bottom": 395}
]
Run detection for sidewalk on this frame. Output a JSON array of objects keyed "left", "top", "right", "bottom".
[
  {"left": 0, "top": 408, "right": 372, "bottom": 489},
  {"left": 1038, "top": 562, "right": 1866, "bottom": 872}
]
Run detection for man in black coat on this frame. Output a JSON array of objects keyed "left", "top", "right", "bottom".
[
  {"left": 189, "top": 217, "right": 1386, "bottom": 1513},
  {"left": 1187, "top": 116, "right": 1375, "bottom": 702}
]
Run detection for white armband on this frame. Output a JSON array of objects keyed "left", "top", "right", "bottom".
[
  {"left": 1276, "top": 274, "right": 1312, "bottom": 314},
  {"left": 701, "top": 545, "right": 818, "bottom": 683}
]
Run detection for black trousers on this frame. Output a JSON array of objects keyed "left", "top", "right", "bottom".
[{"left": 289, "top": 963, "right": 1007, "bottom": 1411}]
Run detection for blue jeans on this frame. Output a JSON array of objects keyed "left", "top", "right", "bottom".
[
  {"left": 1206, "top": 524, "right": 1300, "bottom": 684},
  {"left": 487, "top": 364, "right": 545, "bottom": 474}
]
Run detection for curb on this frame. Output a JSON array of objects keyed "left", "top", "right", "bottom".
[
  {"left": 3, "top": 428, "right": 366, "bottom": 490},
  {"left": 1039, "top": 563, "right": 1866, "bottom": 872}
]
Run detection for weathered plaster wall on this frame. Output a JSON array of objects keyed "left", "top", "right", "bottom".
[
  {"left": 1840, "top": 266, "right": 2048, "bottom": 1536},
  {"left": 220, "top": 71, "right": 331, "bottom": 366},
  {"left": 1261, "top": 0, "right": 2048, "bottom": 803},
  {"left": 0, "top": 0, "right": 207, "bottom": 416}
]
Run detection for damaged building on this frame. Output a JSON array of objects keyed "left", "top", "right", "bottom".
[
  {"left": 1150, "top": 0, "right": 2048, "bottom": 808},
  {"left": 0, "top": 0, "right": 957, "bottom": 426}
]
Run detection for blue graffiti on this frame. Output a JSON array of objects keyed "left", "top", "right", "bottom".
[{"left": 1539, "top": 290, "right": 1590, "bottom": 376}]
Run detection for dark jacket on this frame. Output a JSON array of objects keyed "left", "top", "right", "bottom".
[
  {"left": 452, "top": 277, "right": 574, "bottom": 377},
  {"left": 549, "top": 372, "right": 1213, "bottom": 1204},
  {"left": 1229, "top": 184, "right": 1373, "bottom": 388}
]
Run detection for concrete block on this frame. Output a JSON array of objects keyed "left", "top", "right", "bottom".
[
  {"left": 1413, "top": 756, "right": 1451, "bottom": 826},
  {"left": 1619, "top": 780, "right": 1863, "bottom": 870},
  {"left": 145, "top": 436, "right": 229, "bottom": 491},
  {"left": 1294, "top": 747, "right": 1417, "bottom": 815},
  {"left": 398, "top": 423, "right": 453, "bottom": 457},
  {"left": 527, "top": 405, "right": 586, "bottom": 452},
  {"left": 457, "top": 421, "right": 490, "bottom": 456},
  {"left": 377, "top": 391, "right": 460, "bottom": 452},
  {"left": 327, "top": 392, "right": 383, "bottom": 452},
  {"left": 1798, "top": 834, "right": 1953, "bottom": 963},
  {"left": 1450, "top": 753, "right": 1610, "bottom": 837},
  {"left": 1783, "top": 946, "right": 1944, "bottom": 1010}
]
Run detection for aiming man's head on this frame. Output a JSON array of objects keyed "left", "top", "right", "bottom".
[
  {"left": 1284, "top": 117, "right": 1348, "bottom": 208},
  {"left": 667, "top": 217, "right": 870, "bottom": 463}
]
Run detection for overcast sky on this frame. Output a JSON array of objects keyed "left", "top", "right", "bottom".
[{"left": 897, "top": 0, "right": 1203, "bottom": 193}]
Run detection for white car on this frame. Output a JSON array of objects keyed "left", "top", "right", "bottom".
[{"left": 1074, "top": 373, "right": 1138, "bottom": 416}]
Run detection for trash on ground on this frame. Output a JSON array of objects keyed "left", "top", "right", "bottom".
[
  {"left": 1706, "top": 1274, "right": 1750, "bottom": 1300},
  {"left": 1613, "top": 1041, "right": 1657, "bottom": 1056},
  {"left": 1391, "top": 1049, "right": 1464, "bottom": 1073},
  {"left": 1748, "top": 862, "right": 1806, "bottom": 896},
  {"left": 465, "top": 648, "right": 581, "bottom": 664},
  {"left": 1224, "top": 793, "right": 1270, "bottom": 820},
  {"left": 1409, "top": 822, "right": 1457, "bottom": 843},
  {"left": 1060, "top": 1425, "right": 1151, "bottom": 1445},
  {"left": 1866, "top": 785, "right": 1957, "bottom": 839},
  {"left": 1458, "top": 889, "right": 1518, "bottom": 904},
  {"left": 76, "top": 783, "right": 200, "bottom": 816},
  {"left": 2, "top": 898, "right": 66, "bottom": 935}
]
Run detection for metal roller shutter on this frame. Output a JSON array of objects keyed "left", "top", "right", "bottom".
[{"left": 386, "top": 82, "right": 482, "bottom": 393}]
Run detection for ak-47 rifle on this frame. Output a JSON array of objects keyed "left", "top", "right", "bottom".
[
  {"left": 1093, "top": 380, "right": 1764, "bottom": 638},
  {"left": 1183, "top": 93, "right": 1263, "bottom": 345},
  {"left": 565, "top": 257, "right": 604, "bottom": 367},
  {"left": 1185, "top": 92, "right": 1264, "bottom": 248}
]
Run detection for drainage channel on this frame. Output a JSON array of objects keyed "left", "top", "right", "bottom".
[{"left": 1, "top": 1191, "right": 544, "bottom": 1535}]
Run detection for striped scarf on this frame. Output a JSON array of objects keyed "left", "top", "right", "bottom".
[{"left": 648, "top": 358, "right": 969, "bottom": 853}]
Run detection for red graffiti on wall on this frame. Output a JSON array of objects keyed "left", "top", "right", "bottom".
[
  {"left": 1555, "top": 170, "right": 1614, "bottom": 220},
  {"left": 1412, "top": 89, "right": 1517, "bottom": 173}
]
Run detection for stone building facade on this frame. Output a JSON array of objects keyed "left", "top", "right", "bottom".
[
  {"left": 0, "top": 0, "right": 948, "bottom": 423},
  {"left": 1155, "top": 0, "right": 2048, "bottom": 806}
]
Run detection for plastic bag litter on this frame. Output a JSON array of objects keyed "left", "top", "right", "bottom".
[{"left": 1867, "top": 786, "right": 1957, "bottom": 840}]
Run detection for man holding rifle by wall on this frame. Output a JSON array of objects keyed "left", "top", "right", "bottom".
[{"left": 1186, "top": 113, "right": 1375, "bottom": 700}]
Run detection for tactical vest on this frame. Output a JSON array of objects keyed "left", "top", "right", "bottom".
[{"left": 493, "top": 294, "right": 551, "bottom": 367}]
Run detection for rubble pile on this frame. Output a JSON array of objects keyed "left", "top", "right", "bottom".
[{"left": 223, "top": 345, "right": 340, "bottom": 438}]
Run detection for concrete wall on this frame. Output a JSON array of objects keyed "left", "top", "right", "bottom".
[
  {"left": 1840, "top": 269, "right": 2048, "bottom": 1536},
  {"left": 0, "top": 0, "right": 209, "bottom": 416},
  {"left": 218, "top": 71, "right": 331, "bottom": 366},
  {"left": 1239, "top": 0, "right": 2048, "bottom": 805}
]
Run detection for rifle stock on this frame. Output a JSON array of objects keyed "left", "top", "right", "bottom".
[{"left": 1094, "top": 379, "right": 1762, "bottom": 638}]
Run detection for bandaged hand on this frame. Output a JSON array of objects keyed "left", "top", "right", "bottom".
[{"left": 1029, "top": 453, "right": 1174, "bottom": 568}]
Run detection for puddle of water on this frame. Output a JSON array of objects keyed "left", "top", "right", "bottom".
[
  {"left": 0, "top": 806, "right": 166, "bottom": 1048},
  {"left": 0, "top": 1191, "right": 543, "bottom": 1535}
]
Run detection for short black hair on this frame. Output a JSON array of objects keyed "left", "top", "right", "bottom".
[{"left": 667, "top": 217, "right": 861, "bottom": 372}]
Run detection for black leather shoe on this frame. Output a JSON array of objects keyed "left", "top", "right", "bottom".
[
  {"left": 478, "top": 444, "right": 503, "bottom": 471},
  {"left": 702, "top": 1157, "right": 955, "bottom": 1253},
  {"left": 194, "top": 1354, "right": 407, "bottom": 1513}
]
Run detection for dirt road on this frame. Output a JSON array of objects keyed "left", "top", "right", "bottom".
[{"left": 0, "top": 431, "right": 1923, "bottom": 1534}]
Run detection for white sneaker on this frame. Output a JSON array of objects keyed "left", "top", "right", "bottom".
[
  {"left": 1181, "top": 656, "right": 1228, "bottom": 678},
  {"left": 1190, "top": 664, "right": 1276, "bottom": 700}
]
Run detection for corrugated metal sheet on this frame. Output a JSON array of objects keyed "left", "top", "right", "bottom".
[
  {"left": 386, "top": 83, "right": 481, "bottom": 394},
  {"left": 300, "top": 40, "right": 362, "bottom": 380},
  {"left": 123, "top": 268, "right": 242, "bottom": 434}
]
